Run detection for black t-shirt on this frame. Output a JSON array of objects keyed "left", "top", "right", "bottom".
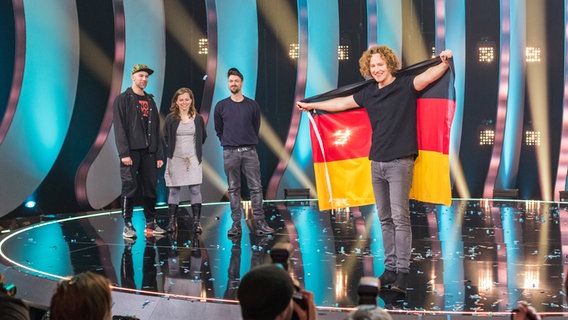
[
  {"left": 136, "top": 94, "right": 150, "bottom": 135},
  {"left": 353, "top": 75, "right": 418, "bottom": 162}
]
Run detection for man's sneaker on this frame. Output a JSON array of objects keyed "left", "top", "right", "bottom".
[
  {"left": 123, "top": 237, "right": 135, "bottom": 250},
  {"left": 253, "top": 219, "right": 274, "bottom": 236},
  {"left": 193, "top": 221, "right": 203, "bottom": 234},
  {"left": 144, "top": 220, "right": 167, "bottom": 236},
  {"left": 227, "top": 222, "right": 242, "bottom": 237},
  {"left": 122, "top": 222, "right": 137, "bottom": 238}
]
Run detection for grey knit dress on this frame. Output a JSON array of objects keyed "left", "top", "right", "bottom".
[{"left": 164, "top": 120, "right": 202, "bottom": 186}]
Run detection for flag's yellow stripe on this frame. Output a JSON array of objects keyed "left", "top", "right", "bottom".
[
  {"left": 410, "top": 150, "right": 452, "bottom": 206},
  {"left": 314, "top": 157, "right": 375, "bottom": 210}
]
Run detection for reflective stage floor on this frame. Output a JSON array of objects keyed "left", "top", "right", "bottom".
[{"left": 1, "top": 199, "right": 568, "bottom": 319}]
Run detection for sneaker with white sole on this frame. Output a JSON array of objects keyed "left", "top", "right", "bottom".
[
  {"left": 122, "top": 222, "right": 137, "bottom": 238},
  {"left": 144, "top": 220, "right": 167, "bottom": 235}
]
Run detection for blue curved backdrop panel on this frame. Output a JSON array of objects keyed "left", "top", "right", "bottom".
[{"left": 0, "top": 0, "right": 79, "bottom": 216}]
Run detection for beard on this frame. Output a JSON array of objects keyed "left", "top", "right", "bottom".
[
  {"left": 230, "top": 86, "right": 241, "bottom": 94},
  {"left": 135, "top": 81, "right": 147, "bottom": 91}
]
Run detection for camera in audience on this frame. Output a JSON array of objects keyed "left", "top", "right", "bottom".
[
  {"left": 344, "top": 276, "right": 392, "bottom": 320},
  {"left": 269, "top": 242, "right": 308, "bottom": 319},
  {"left": 357, "top": 276, "right": 380, "bottom": 306}
]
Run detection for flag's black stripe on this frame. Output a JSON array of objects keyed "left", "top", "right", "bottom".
[{"left": 302, "top": 57, "right": 455, "bottom": 103}]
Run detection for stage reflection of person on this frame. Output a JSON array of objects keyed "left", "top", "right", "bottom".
[
  {"left": 223, "top": 234, "right": 271, "bottom": 300},
  {"left": 162, "top": 233, "right": 213, "bottom": 298},
  {"left": 250, "top": 234, "right": 271, "bottom": 269},
  {"left": 120, "top": 238, "right": 136, "bottom": 290},
  {"left": 223, "top": 236, "right": 242, "bottom": 300},
  {"left": 120, "top": 236, "right": 170, "bottom": 292}
]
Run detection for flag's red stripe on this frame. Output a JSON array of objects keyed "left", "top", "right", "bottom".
[
  {"left": 416, "top": 98, "right": 456, "bottom": 154},
  {"left": 310, "top": 108, "right": 372, "bottom": 163}
]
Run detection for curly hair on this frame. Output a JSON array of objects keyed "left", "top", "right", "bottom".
[
  {"left": 358, "top": 45, "right": 401, "bottom": 79},
  {"left": 169, "top": 87, "right": 197, "bottom": 119}
]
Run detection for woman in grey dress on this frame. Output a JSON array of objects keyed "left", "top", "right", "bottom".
[{"left": 163, "top": 88, "right": 207, "bottom": 233}]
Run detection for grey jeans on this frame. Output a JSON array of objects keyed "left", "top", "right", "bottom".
[
  {"left": 223, "top": 148, "right": 264, "bottom": 220},
  {"left": 371, "top": 157, "right": 414, "bottom": 273}
]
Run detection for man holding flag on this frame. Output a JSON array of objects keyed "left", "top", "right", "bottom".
[{"left": 297, "top": 45, "right": 452, "bottom": 294}]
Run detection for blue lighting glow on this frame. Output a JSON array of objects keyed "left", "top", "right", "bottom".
[
  {"left": 376, "top": 0, "right": 402, "bottom": 53},
  {"left": 290, "top": 205, "right": 335, "bottom": 305},
  {"left": 501, "top": 206, "right": 521, "bottom": 306},
  {"left": 0, "top": 0, "right": 79, "bottom": 216},
  {"left": 24, "top": 201, "right": 36, "bottom": 208},
  {"left": 497, "top": 0, "right": 526, "bottom": 189},
  {"left": 438, "top": 205, "right": 465, "bottom": 309}
]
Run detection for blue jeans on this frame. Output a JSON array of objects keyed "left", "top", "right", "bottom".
[
  {"left": 371, "top": 157, "right": 414, "bottom": 273},
  {"left": 223, "top": 148, "right": 264, "bottom": 221}
]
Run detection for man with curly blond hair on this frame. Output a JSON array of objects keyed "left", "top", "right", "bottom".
[{"left": 297, "top": 45, "right": 452, "bottom": 294}]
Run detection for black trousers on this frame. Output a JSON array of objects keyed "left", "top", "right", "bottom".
[{"left": 120, "top": 149, "right": 158, "bottom": 199}]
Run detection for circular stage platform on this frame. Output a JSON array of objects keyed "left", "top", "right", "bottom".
[{"left": 1, "top": 199, "right": 567, "bottom": 319}]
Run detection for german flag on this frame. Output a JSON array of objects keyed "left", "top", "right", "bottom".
[
  {"left": 309, "top": 108, "right": 375, "bottom": 210},
  {"left": 306, "top": 57, "right": 455, "bottom": 210}
]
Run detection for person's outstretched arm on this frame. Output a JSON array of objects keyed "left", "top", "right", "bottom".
[{"left": 297, "top": 95, "right": 359, "bottom": 113}]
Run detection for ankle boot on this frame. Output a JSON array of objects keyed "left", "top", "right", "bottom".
[
  {"left": 379, "top": 269, "right": 397, "bottom": 288},
  {"left": 192, "top": 203, "right": 202, "bottom": 234},
  {"left": 166, "top": 204, "right": 178, "bottom": 233},
  {"left": 391, "top": 272, "right": 409, "bottom": 294},
  {"left": 253, "top": 218, "right": 274, "bottom": 236},
  {"left": 227, "top": 221, "right": 242, "bottom": 237}
]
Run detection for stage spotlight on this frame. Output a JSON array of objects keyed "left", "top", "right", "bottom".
[
  {"left": 524, "top": 122, "right": 541, "bottom": 146},
  {"left": 289, "top": 43, "right": 299, "bottom": 59},
  {"left": 198, "top": 38, "right": 208, "bottom": 55},
  {"left": 25, "top": 201, "right": 36, "bottom": 209},
  {"left": 478, "top": 120, "right": 495, "bottom": 146},
  {"left": 338, "top": 45, "right": 349, "bottom": 60},
  {"left": 525, "top": 130, "right": 541, "bottom": 146},
  {"left": 525, "top": 46, "right": 541, "bottom": 63},
  {"left": 477, "top": 38, "right": 495, "bottom": 63}
]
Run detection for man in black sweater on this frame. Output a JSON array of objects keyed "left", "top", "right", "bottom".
[{"left": 214, "top": 68, "right": 274, "bottom": 237}]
